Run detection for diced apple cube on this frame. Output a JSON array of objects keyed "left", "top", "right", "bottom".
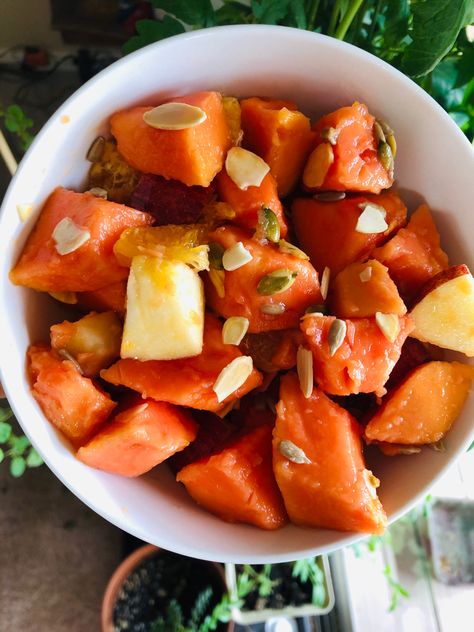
[{"left": 121, "top": 256, "right": 204, "bottom": 361}]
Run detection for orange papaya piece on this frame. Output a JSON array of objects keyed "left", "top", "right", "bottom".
[
  {"left": 365, "top": 361, "right": 474, "bottom": 445},
  {"left": 273, "top": 373, "right": 387, "bottom": 534},
  {"left": 50, "top": 311, "right": 122, "bottom": 377},
  {"left": 27, "top": 343, "right": 116, "bottom": 446},
  {"left": 101, "top": 313, "right": 262, "bottom": 412},
  {"left": 77, "top": 399, "right": 197, "bottom": 477},
  {"left": 76, "top": 280, "right": 127, "bottom": 314},
  {"left": 216, "top": 168, "right": 288, "bottom": 236},
  {"left": 110, "top": 91, "right": 231, "bottom": 187},
  {"left": 300, "top": 314, "right": 414, "bottom": 396},
  {"left": 10, "top": 188, "right": 153, "bottom": 292},
  {"left": 329, "top": 259, "right": 406, "bottom": 318},
  {"left": 240, "top": 97, "right": 313, "bottom": 196},
  {"left": 292, "top": 190, "right": 407, "bottom": 274},
  {"left": 309, "top": 102, "right": 394, "bottom": 193},
  {"left": 205, "top": 225, "right": 322, "bottom": 333},
  {"left": 177, "top": 423, "right": 288, "bottom": 530},
  {"left": 371, "top": 204, "right": 449, "bottom": 301}
]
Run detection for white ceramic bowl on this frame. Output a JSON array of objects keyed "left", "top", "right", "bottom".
[{"left": 0, "top": 26, "right": 473, "bottom": 563}]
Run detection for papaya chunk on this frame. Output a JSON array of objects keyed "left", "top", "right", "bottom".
[
  {"left": 10, "top": 188, "right": 153, "bottom": 292},
  {"left": 111, "top": 91, "right": 231, "bottom": 187},
  {"left": 310, "top": 102, "right": 393, "bottom": 193},
  {"left": 101, "top": 313, "right": 262, "bottom": 412},
  {"left": 27, "top": 343, "right": 116, "bottom": 446},
  {"left": 330, "top": 259, "right": 406, "bottom": 318},
  {"left": 240, "top": 97, "right": 313, "bottom": 196},
  {"left": 371, "top": 204, "right": 449, "bottom": 301},
  {"left": 216, "top": 169, "right": 288, "bottom": 236},
  {"left": 177, "top": 423, "right": 288, "bottom": 530},
  {"left": 292, "top": 190, "right": 407, "bottom": 274},
  {"left": 365, "top": 361, "right": 474, "bottom": 445},
  {"left": 77, "top": 399, "right": 197, "bottom": 477},
  {"left": 300, "top": 314, "right": 414, "bottom": 396},
  {"left": 205, "top": 225, "right": 322, "bottom": 333},
  {"left": 273, "top": 373, "right": 387, "bottom": 534},
  {"left": 50, "top": 311, "right": 122, "bottom": 377},
  {"left": 76, "top": 280, "right": 127, "bottom": 315}
]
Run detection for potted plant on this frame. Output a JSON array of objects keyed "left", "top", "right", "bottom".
[
  {"left": 101, "top": 544, "right": 234, "bottom": 632},
  {"left": 225, "top": 556, "right": 335, "bottom": 625}
]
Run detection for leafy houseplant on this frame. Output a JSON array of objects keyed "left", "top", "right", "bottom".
[{"left": 0, "top": 404, "right": 43, "bottom": 477}]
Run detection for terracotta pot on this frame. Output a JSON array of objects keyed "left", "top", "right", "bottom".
[{"left": 101, "top": 544, "right": 234, "bottom": 632}]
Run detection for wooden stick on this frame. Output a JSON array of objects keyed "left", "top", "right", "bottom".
[{"left": 0, "top": 129, "right": 18, "bottom": 176}]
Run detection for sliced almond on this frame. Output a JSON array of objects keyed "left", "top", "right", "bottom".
[
  {"left": 222, "top": 317, "right": 249, "bottom": 345},
  {"left": 375, "top": 312, "right": 400, "bottom": 343},
  {"left": 320, "top": 126, "right": 339, "bottom": 146},
  {"left": 355, "top": 203, "right": 388, "bottom": 234},
  {"left": 16, "top": 203, "right": 34, "bottom": 222},
  {"left": 88, "top": 187, "right": 108, "bottom": 199},
  {"left": 225, "top": 147, "right": 270, "bottom": 190},
  {"left": 328, "top": 318, "right": 346, "bottom": 356},
  {"left": 260, "top": 302, "right": 286, "bottom": 315},
  {"left": 213, "top": 356, "right": 253, "bottom": 403},
  {"left": 359, "top": 266, "right": 373, "bottom": 283},
  {"left": 208, "top": 268, "right": 225, "bottom": 298},
  {"left": 302, "top": 143, "right": 334, "bottom": 189},
  {"left": 296, "top": 346, "right": 313, "bottom": 399},
  {"left": 320, "top": 266, "right": 330, "bottom": 301},
  {"left": 222, "top": 241, "right": 253, "bottom": 271},
  {"left": 363, "top": 468, "right": 380, "bottom": 500},
  {"left": 278, "top": 440, "right": 311, "bottom": 464},
  {"left": 49, "top": 291, "right": 78, "bottom": 305},
  {"left": 52, "top": 217, "right": 91, "bottom": 255},
  {"left": 143, "top": 102, "right": 207, "bottom": 130}
]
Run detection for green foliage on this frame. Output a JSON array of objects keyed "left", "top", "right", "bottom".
[
  {"left": 122, "top": 16, "right": 185, "bottom": 54},
  {"left": 0, "top": 404, "right": 43, "bottom": 477},
  {"left": 292, "top": 557, "right": 326, "bottom": 606},
  {"left": 383, "top": 564, "right": 410, "bottom": 612},
  {"left": 0, "top": 104, "right": 34, "bottom": 151}
]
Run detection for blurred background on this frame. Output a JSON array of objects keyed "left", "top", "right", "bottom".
[{"left": 0, "top": 1, "right": 473, "bottom": 631}]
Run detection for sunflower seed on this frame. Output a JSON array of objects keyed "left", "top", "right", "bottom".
[
  {"left": 279, "top": 440, "right": 311, "bottom": 464},
  {"left": 143, "top": 102, "right": 207, "bottom": 130},
  {"left": 260, "top": 303, "right": 286, "bottom": 315},
  {"left": 278, "top": 240, "right": 309, "bottom": 260},
  {"left": 258, "top": 207, "right": 280, "bottom": 243},
  {"left": 213, "top": 356, "right": 253, "bottom": 403},
  {"left": 313, "top": 191, "right": 346, "bottom": 202},
  {"left": 429, "top": 440, "right": 446, "bottom": 452},
  {"left": 209, "top": 242, "right": 225, "bottom": 270},
  {"left": 86, "top": 136, "right": 105, "bottom": 162},
  {"left": 378, "top": 141, "right": 394, "bottom": 175},
  {"left": 375, "top": 312, "right": 399, "bottom": 343},
  {"left": 222, "top": 317, "right": 249, "bottom": 346},
  {"left": 49, "top": 291, "right": 78, "bottom": 305},
  {"left": 303, "top": 143, "right": 334, "bottom": 188},
  {"left": 321, "top": 126, "right": 340, "bottom": 146},
  {"left": 257, "top": 269, "right": 298, "bottom": 296},
  {"left": 328, "top": 318, "right": 346, "bottom": 356},
  {"left": 363, "top": 469, "right": 380, "bottom": 499},
  {"left": 58, "top": 349, "right": 83, "bottom": 375},
  {"left": 208, "top": 268, "right": 225, "bottom": 298},
  {"left": 222, "top": 241, "right": 253, "bottom": 271},
  {"left": 320, "top": 266, "right": 330, "bottom": 301},
  {"left": 356, "top": 203, "right": 388, "bottom": 234},
  {"left": 297, "top": 346, "right": 313, "bottom": 399},
  {"left": 53, "top": 217, "right": 90, "bottom": 255},
  {"left": 225, "top": 146, "right": 270, "bottom": 190},
  {"left": 378, "top": 119, "right": 394, "bottom": 137},
  {"left": 359, "top": 266, "right": 372, "bottom": 283}
]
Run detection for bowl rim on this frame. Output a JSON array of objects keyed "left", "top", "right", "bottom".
[{"left": 1, "top": 24, "right": 473, "bottom": 563}]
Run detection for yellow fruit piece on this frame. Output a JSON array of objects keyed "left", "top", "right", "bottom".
[
  {"left": 121, "top": 256, "right": 204, "bottom": 361},
  {"left": 114, "top": 225, "right": 209, "bottom": 271},
  {"left": 222, "top": 96, "right": 243, "bottom": 146},
  {"left": 88, "top": 141, "right": 140, "bottom": 203}
]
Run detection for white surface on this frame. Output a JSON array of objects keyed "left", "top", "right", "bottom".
[{"left": 0, "top": 26, "right": 473, "bottom": 563}]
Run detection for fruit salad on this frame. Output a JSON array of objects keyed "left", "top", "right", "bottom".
[{"left": 10, "top": 91, "right": 474, "bottom": 535}]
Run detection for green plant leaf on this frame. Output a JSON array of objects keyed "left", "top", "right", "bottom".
[
  {"left": 0, "top": 407, "right": 14, "bottom": 424},
  {"left": 382, "top": 0, "right": 410, "bottom": 49},
  {"left": 0, "top": 447, "right": 4, "bottom": 463},
  {"left": 122, "top": 17, "right": 185, "bottom": 55},
  {"left": 251, "top": 0, "right": 290, "bottom": 24},
  {"left": 402, "top": 0, "right": 473, "bottom": 77},
  {"left": 290, "top": 0, "right": 308, "bottom": 29},
  {"left": 9, "top": 434, "right": 30, "bottom": 457},
  {"left": 10, "top": 456, "right": 26, "bottom": 477},
  {"left": 151, "top": 0, "right": 216, "bottom": 27},
  {"left": 0, "top": 421, "right": 12, "bottom": 443},
  {"left": 26, "top": 447, "right": 43, "bottom": 468},
  {"left": 215, "top": 1, "right": 253, "bottom": 25}
]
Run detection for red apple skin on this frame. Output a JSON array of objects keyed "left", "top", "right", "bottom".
[{"left": 413, "top": 264, "right": 471, "bottom": 304}]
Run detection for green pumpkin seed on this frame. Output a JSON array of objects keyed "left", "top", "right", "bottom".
[
  {"left": 321, "top": 126, "right": 339, "bottom": 146},
  {"left": 257, "top": 207, "right": 281, "bottom": 243},
  {"left": 386, "top": 132, "right": 397, "bottom": 158},
  {"left": 378, "top": 141, "right": 394, "bottom": 175},
  {"left": 328, "top": 318, "right": 346, "bottom": 356},
  {"left": 209, "top": 242, "right": 225, "bottom": 269},
  {"left": 257, "top": 269, "right": 298, "bottom": 296},
  {"left": 278, "top": 440, "right": 311, "bottom": 464},
  {"left": 86, "top": 136, "right": 105, "bottom": 162},
  {"left": 278, "top": 239, "right": 309, "bottom": 260},
  {"left": 304, "top": 304, "right": 328, "bottom": 315},
  {"left": 374, "top": 120, "right": 386, "bottom": 144},
  {"left": 378, "top": 119, "right": 394, "bottom": 137},
  {"left": 313, "top": 191, "right": 346, "bottom": 202}
]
